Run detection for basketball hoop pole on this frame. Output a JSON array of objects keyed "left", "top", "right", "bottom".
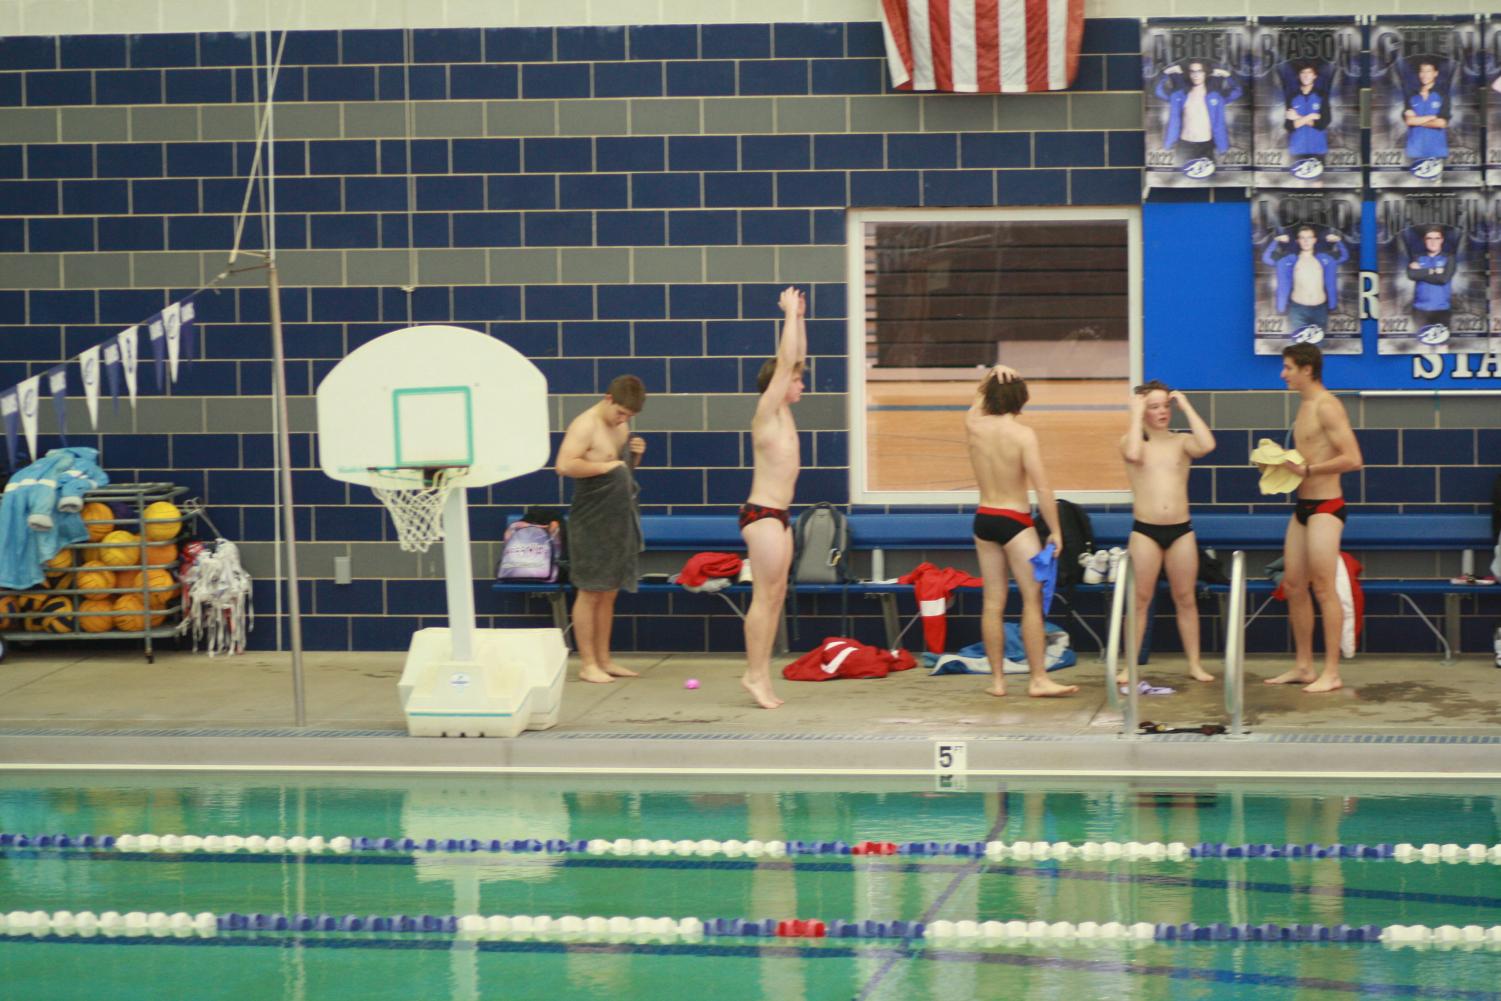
[{"left": 440, "top": 486, "right": 476, "bottom": 662}]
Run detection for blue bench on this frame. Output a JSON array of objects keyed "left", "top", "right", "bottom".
[
  {"left": 492, "top": 511, "right": 1495, "bottom": 660},
  {"left": 845, "top": 512, "right": 1495, "bottom": 662}
]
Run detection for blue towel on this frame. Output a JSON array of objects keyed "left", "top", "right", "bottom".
[
  {"left": 927, "top": 623, "right": 1077, "bottom": 675},
  {"left": 1030, "top": 542, "right": 1058, "bottom": 614}
]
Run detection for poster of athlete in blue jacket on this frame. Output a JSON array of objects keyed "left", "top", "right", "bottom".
[
  {"left": 1251, "top": 20, "right": 1361, "bottom": 187},
  {"left": 1253, "top": 191, "right": 1362, "bottom": 356},
  {"left": 1484, "top": 21, "right": 1501, "bottom": 186},
  {"left": 1376, "top": 190, "right": 1489, "bottom": 354},
  {"left": 1142, "top": 19, "right": 1252, "bottom": 188},
  {"left": 1370, "top": 20, "right": 1483, "bottom": 188}
]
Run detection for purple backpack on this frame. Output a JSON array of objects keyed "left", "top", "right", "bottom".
[{"left": 496, "top": 521, "right": 561, "bottom": 582}]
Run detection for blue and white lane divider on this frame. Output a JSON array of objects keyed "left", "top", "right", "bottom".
[
  {"left": 4, "top": 833, "right": 1500, "bottom": 864},
  {"left": 2, "top": 909, "right": 1500, "bottom": 950}
]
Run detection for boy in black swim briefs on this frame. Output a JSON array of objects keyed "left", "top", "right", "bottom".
[
  {"left": 963, "top": 366, "right": 1078, "bottom": 700},
  {"left": 1119, "top": 380, "right": 1217, "bottom": 683}
]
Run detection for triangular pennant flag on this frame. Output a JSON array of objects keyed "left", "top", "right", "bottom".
[
  {"left": 118, "top": 326, "right": 140, "bottom": 408},
  {"left": 145, "top": 314, "right": 167, "bottom": 390},
  {"left": 18, "top": 374, "right": 40, "bottom": 462},
  {"left": 163, "top": 301, "right": 182, "bottom": 383},
  {"left": 179, "top": 298, "right": 197, "bottom": 371},
  {"left": 45, "top": 365, "right": 67, "bottom": 444},
  {"left": 78, "top": 344, "right": 102, "bottom": 429},
  {"left": 102, "top": 340, "right": 121, "bottom": 411},
  {"left": 0, "top": 389, "right": 18, "bottom": 470},
  {"left": 102, "top": 339, "right": 122, "bottom": 412}
]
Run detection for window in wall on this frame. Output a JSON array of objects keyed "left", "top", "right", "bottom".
[{"left": 846, "top": 207, "right": 1141, "bottom": 505}]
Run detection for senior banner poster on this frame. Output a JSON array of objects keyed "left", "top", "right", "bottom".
[
  {"left": 1376, "top": 190, "right": 1489, "bottom": 354},
  {"left": 1142, "top": 20, "right": 1252, "bottom": 188},
  {"left": 1250, "top": 19, "right": 1362, "bottom": 187},
  {"left": 1370, "top": 19, "right": 1484, "bottom": 189},
  {"left": 1486, "top": 20, "right": 1501, "bottom": 186},
  {"left": 1253, "top": 191, "right": 1362, "bottom": 355},
  {"left": 1489, "top": 190, "right": 1501, "bottom": 343}
]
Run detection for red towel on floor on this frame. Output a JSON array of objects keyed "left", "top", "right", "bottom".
[
  {"left": 897, "top": 562, "right": 983, "bottom": 653},
  {"left": 677, "top": 552, "right": 743, "bottom": 587},
  {"left": 782, "top": 637, "right": 917, "bottom": 681}
]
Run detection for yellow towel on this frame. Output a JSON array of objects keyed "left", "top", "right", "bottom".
[{"left": 1250, "top": 438, "right": 1305, "bottom": 495}]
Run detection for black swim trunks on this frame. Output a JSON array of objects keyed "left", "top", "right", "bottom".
[
  {"left": 1131, "top": 519, "right": 1194, "bottom": 551},
  {"left": 738, "top": 503, "right": 789, "bottom": 530},
  {"left": 973, "top": 506, "right": 1034, "bottom": 546},
  {"left": 1294, "top": 498, "right": 1347, "bottom": 525}
]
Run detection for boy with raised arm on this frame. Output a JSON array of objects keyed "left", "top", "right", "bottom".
[
  {"left": 738, "top": 287, "right": 806, "bottom": 710},
  {"left": 1266, "top": 344, "right": 1363, "bottom": 693},
  {"left": 964, "top": 366, "right": 1078, "bottom": 699},
  {"left": 554, "top": 375, "right": 647, "bottom": 684},
  {"left": 1119, "top": 380, "right": 1217, "bottom": 684}
]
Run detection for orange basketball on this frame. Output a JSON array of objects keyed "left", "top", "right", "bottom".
[
  {"left": 99, "top": 531, "right": 140, "bottom": 567},
  {"left": 145, "top": 542, "right": 178, "bottom": 567},
  {"left": 81, "top": 502, "right": 115, "bottom": 542},
  {"left": 77, "top": 597, "right": 115, "bottom": 633},
  {"left": 44, "top": 548, "right": 75, "bottom": 573},
  {"left": 75, "top": 562, "right": 115, "bottom": 591},
  {"left": 112, "top": 593, "right": 165, "bottom": 632},
  {"left": 118, "top": 568, "right": 176, "bottom": 609}
]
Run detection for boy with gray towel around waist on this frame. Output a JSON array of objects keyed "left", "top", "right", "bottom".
[{"left": 555, "top": 375, "right": 646, "bottom": 684}]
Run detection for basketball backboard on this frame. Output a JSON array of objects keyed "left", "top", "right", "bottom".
[{"left": 316, "top": 324, "right": 549, "bottom": 489}]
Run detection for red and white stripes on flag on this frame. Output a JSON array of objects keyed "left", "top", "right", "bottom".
[{"left": 880, "top": 0, "right": 1084, "bottom": 93}]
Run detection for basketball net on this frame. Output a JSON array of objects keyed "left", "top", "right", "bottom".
[{"left": 370, "top": 467, "right": 468, "bottom": 553}]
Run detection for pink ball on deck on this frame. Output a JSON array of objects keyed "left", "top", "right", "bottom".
[{"left": 684, "top": 678, "right": 700, "bottom": 690}]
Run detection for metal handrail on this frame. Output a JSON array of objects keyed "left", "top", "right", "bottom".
[
  {"left": 1223, "top": 550, "right": 1248, "bottom": 738},
  {"left": 1102, "top": 552, "right": 1139, "bottom": 737}
]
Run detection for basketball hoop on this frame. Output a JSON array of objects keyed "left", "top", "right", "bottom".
[{"left": 368, "top": 466, "right": 469, "bottom": 553}]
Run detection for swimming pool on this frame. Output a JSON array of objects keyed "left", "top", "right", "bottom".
[{"left": 1, "top": 773, "right": 1497, "bottom": 1000}]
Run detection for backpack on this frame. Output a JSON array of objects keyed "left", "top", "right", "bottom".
[
  {"left": 1037, "top": 499, "right": 1094, "bottom": 592},
  {"left": 521, "top": 505, "right": 568, "bottom": 582},
  {"left": 791, "top": 503, "right": 852, "bottom": 584},
  {"left": 496, "top": 519, "right": 561, "bottom": 583}
]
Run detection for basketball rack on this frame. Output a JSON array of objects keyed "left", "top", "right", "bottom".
[{"left": 0, "top": 482, "right": 197, "bottom": 664}]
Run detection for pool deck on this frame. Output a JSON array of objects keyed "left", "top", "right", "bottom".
[{"left": 1, "top": 648, "right": 1499, "bottom": 778}]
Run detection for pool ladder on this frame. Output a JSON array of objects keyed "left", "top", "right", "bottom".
[{"left": 1104, "top": 550, "right": 1248, "bottom": 739}]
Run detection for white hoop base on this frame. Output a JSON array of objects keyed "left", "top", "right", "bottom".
[{"left": 369, "top": 466, "right": 469, "bottom": 553}]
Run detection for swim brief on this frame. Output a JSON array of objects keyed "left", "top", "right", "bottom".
[
  {"left": 1131, "top": 519, "right": 1194, "bottom": 551},
  {"left": 1294, "top": 498, "right": 1347, "bottom": 526},
  {"left": 973, "top": 506, "right": 1034, "bottom": 546},
  {"left": 738, "top": 503, "right": 789, "bottom": 530}
]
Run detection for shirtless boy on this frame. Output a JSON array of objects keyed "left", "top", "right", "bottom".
[
  {"left": 1266, "top": 344, "right": 1363, "bottom": 693},
  {"left": 554, "top": 375, "right": 647, "bottom": 684},
  {"left": 1119, "top": 380, "right": 1217, "bottom": 684},
  {"left": 964, "top": 366, "right": 1078, "bottom": 699},
  {"left": 739, "top": 287, "right": 806, "bottom": 710}
]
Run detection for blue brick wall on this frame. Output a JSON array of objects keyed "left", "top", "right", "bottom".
[{"left": 1, "top": 19, "right": 1495, "bottom": 653}]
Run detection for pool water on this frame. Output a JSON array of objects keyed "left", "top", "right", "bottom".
[{"left": 1, "top": 773, "right": 1498, "bottom": 1000}]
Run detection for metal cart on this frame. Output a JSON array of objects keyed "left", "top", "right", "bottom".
[{"left": 0, "top": 482, "right": 198, "bottom": 664}]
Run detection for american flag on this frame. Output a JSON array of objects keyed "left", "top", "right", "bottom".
[{"left": 880, "top": 0, "right": 1084, "bottom": 93}]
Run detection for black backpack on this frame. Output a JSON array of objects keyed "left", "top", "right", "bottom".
[
  {"left": 791, "top": 503, "right": 852, "bottom": 583},
  {"left": 1037, "top": 499, "right": 1094, "bottom": 592}
]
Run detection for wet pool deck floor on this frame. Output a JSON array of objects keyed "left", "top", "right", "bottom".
[{"left": 1, "top": 648, "right": 1499, "bottom": 777}]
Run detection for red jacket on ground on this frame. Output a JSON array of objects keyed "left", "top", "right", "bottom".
[
  {"left": 896, "top": 562, "right": 983, "bottom": 653},
  {"left": 782, "top": 638, "right": 917, "bottom": 681}
]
